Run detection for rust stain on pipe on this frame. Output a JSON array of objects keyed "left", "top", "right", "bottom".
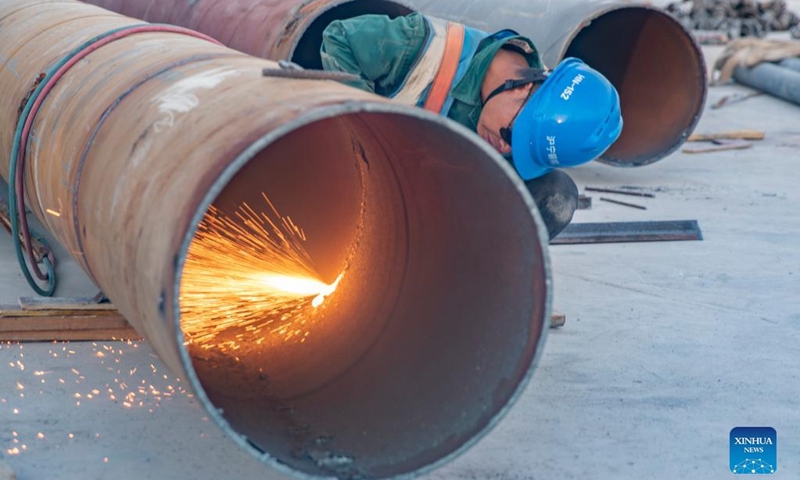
[
  {"left": 85, "top": 0, "right": 414, "bottom": 68},
  {"left": 0, "top": 1, "right": 550, "bottom": 478}
]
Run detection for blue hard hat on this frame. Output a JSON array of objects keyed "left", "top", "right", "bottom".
[{"left": 510, "top": 58, "right": 623, "bottom": 180}]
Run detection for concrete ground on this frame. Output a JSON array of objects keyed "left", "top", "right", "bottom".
[{"left": 2, "top": 30, "right": 800, "bottom": 480}]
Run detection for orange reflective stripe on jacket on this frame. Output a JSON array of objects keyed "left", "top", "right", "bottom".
[{"left": 422, "top": 22, "right": 465, "bottom": 114}]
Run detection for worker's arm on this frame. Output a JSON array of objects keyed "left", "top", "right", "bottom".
[{"left": 320, "top": 12, "right": 428, "bottom": 95}]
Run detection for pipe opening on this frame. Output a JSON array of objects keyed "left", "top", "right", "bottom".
[
  {"left": 291, "top": 0, "right": 413, "bottom": 69},
  {"left": 565, "top": 7, "right": 706, "bottom": 167},
  {"left": 177, "top": 110, "right": 548, "bottom": 479}
]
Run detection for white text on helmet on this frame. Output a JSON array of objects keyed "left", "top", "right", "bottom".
[
  {"left": 560, "top": 74, "right": 586, "bottom": 101},
  {"left": 546, "top": 136, "right": 559, "bottom": 165}
]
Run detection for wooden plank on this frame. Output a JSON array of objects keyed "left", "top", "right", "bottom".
[
  {"left": 687, "top": 130, "right": 765, "bottom": 142},
  {"left": 18, "top": 296, "right": 115, "bottom": 311},
  {"left": 0, "top": 308, "right": 114, "bottom": 318},
  {"left": 0, "top": 310, "right": 141, "bottom": 342},
  {"left": 550, "top": 312, "right": 566, "bottom": 328},
  {"left": 0, "top": 314, "right": 130, "bottom": 331},
  {"left": 1, "top": 328, "right": 141, "bottom": 342},
  {"left": 0, "top": 328, "right": 141, "bottom": 342}
]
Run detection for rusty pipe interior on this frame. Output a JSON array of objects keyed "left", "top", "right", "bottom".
[
  {"left": 561, "top": 6, "right": 707, "bottom": 166},
  {"left": 182, "top": 109, "right": 551, "bottom": 479},
  {"left": 0, "top": 1, "right": 550, "bottom": 478},
  {"left": 290, "top": 0, "right": 413, "bottom": 69}
]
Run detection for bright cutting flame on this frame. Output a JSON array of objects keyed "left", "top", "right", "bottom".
[
  {"left": 258, "top": 274, "right": 330, "bottom": 296},
  {"left": 179, "top": 192, "right": 344, "bottom": 351},
  {"left": 257, "top": 272, "right": 345, "bottom": 308},
  {"left": 312, "top": 273, "right": 344, "bottom": 308}
]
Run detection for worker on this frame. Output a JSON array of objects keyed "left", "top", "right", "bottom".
[{"left": 320, "top": 12, "right": 623, "bottom": 239}]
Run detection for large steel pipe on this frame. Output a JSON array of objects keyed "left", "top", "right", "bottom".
[
  {"left": 0, "top": 0, "right": 551, "bottom": 478},
  {"left": 779, "top": 57, "right": 800, "bottom": 73},
  {"left": 85, "top": 0, "right": 414, "bottom": 69},
  {"left": 404, "top": 0, "right": 708, "bottom": 168}
]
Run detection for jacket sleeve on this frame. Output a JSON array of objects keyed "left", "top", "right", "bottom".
[{"left": 320, "top": 12, "right": 428, "bottom": 96}]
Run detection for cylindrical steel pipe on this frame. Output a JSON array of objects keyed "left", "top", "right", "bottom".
[
  {"left": 403, "top": 0, "right": 708, "bottom": 168},
  {"left": 779, "top": 57, "right": 800, "bottom": 73},
  {"left": 85, "top": 0, "right": 414, "bottom": 69},
  {"left": 0, "top": 1, "right": 551, "bottom": 478},
  {"left": 734, "top": 62, "right": 800, "bottom": 106}
]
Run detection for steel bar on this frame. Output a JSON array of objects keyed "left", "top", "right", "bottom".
[
  {"left": 585, "top": 187, "right": 656, "bottom": 198},
  {"left": 599, "top": 197, "right": 647, "bottom": 210},
  {"left": 710, "top": 91, "right": 763, "bottom": 109},
  {"left": 0, "top": 1, "right": 551, "bottom": 478},
  {"left": 733, "top": 62, "right": 800, "bottom": 106},
  {"left": 779, "top": 57, "right": 800, "bottom": 73},
  {"left": 551, "top": 220, "right": 703, "bottom": 245},
  {"left": 687, "top": 130, "right": 765, "bottom": 141},
  {"left": 403, "top": 0, "right": 708, "bottom": 168},
  {"left": 84, "top": 0, "right": 413, "bottom": 68}
]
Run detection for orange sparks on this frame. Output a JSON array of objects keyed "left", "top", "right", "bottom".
[{"left": 178, "top": 191, "right": 343, "bottom": 350}]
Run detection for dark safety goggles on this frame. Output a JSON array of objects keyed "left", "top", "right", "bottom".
[{"left": 483, "top": 69, "right": 549, "bottom": 147}]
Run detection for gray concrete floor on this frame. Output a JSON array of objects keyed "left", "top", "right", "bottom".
[{"left": 2, "top": 37, "right": 800, "bottom": 480}]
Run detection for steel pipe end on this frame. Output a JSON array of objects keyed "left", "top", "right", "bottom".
[
  {"left": 289, "top": 0, "right": 413, "bottom": 69},
  {"left": 175, "top": 104, "right": 551, "bottom": 479},
  {"left": 563, "top": 5, "right": 707, "bottom": 167}
]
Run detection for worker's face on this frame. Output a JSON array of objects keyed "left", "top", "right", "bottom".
[{"left": 477, "top": 84, "right": 534, "bottom": 156}]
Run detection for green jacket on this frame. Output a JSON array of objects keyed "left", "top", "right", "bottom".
[{"left": 320, "top": 12, "right": 542, "bottom": 132}]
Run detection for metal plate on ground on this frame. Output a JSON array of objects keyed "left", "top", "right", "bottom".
[{"left": 551, "top": 220, "right": 703, "bottom": 245}]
